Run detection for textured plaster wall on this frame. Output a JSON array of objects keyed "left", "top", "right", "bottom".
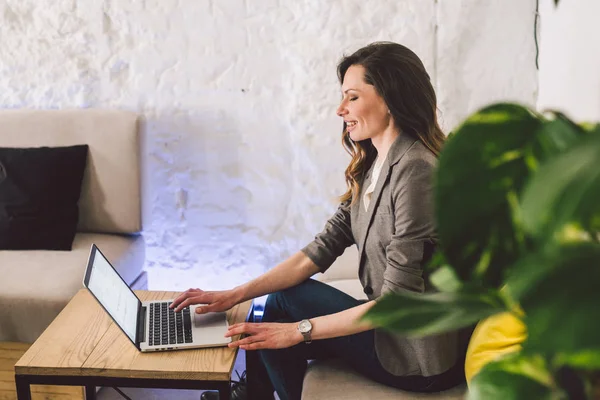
[
  {"left": 0, "top": 0, "right": 537, "bottom": 291},
  {"left": 437, "top": 0, "right": 539, "bottom": 130},
  {"left": 538, "top": 0, "right": 600, "bottom": 121}
]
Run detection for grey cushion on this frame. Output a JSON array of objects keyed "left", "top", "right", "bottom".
[
  {"left": 302, "top": 359, "right": 466, "bottom": 400},
  {"left": 0, "top": 233, "right": 145, "bottom": 342}
]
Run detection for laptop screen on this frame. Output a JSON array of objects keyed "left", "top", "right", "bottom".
[{"left": 84, "top": 245, "right": 140, "bottom": 345}]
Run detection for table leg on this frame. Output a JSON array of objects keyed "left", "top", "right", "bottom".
[
  {"left": 246, "top": 348, "right": 261, "bottom": 399},
  {"left": 14, "top": 375, "right": 31, "bottom": 400},
  {"left": 85, "top": 385, "right": 97, "bottom": 400},
  {"left": 218, "top": 382, "right": 231, "bottom": 400},
  {"left": 246, "top": 300, "right": 262, "bottom": 399}
]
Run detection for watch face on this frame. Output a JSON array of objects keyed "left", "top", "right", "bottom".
[{"left": 299, "top": 320, "right": 311, "bottom": 333}]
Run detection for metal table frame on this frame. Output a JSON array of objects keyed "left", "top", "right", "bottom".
[{"left": 15, "top": 374, "right": 231, "bottom": 400}]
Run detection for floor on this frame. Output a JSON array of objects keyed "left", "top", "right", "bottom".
[{"left": 96, "top": 349, "right": 247, "bottom": 400}]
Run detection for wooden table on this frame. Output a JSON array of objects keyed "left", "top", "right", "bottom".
[{"left": 14, "top": 290, "right": 252, "bottom": 400}]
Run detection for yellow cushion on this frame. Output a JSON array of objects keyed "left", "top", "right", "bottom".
[{"left": 464, "top": 312, "right": 527, "bottom": 384}]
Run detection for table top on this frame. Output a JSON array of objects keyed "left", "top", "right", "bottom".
[{"left": 14, "top": 290, "right": 252, "bottom": 382}]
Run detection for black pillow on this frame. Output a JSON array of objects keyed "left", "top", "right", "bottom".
[{"left": 0, "top": 145, "right": 89, "bottom": 250}]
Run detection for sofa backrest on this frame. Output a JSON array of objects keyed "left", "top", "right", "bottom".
[
  {"left": 0, "top": 109, "right": 142, "bottom": 234},
  {"left": 316, "top": 245, "right": 359, "bottom": 282}
]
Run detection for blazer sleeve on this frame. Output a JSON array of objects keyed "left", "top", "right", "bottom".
[
  {"left": 301, "top": 200, "right": 354, "bottom": 273},
  {"left": 382, "top": 157, "right": 436, "bottom": 296}
]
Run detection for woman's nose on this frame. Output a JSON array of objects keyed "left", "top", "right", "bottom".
[{"left": 336, "top": 102, "right": 347, "bottom": 117}]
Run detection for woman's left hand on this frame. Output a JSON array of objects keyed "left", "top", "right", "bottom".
[{"left": 226, "top": 322, "right": 304, "bottom": 350}]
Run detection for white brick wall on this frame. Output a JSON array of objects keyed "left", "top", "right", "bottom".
[{"left": 0, "top": 0, "right": 537, "bottom": 290}]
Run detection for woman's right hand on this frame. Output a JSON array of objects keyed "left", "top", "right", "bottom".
[{"left": 170, "top": 288, "right": 242, "bottom": 314}]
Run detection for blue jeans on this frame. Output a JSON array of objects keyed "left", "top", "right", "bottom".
[{"left": 250, "top": 279, "right": 463, "bottom": 400}]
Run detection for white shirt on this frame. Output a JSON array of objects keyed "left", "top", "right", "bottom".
[{"left": 363, "top": 155, "right": 387, "bottom": 211}]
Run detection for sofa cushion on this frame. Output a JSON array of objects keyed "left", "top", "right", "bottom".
[
  {"left": 307, "top": 280, "right": 466, "bottom": 398},
  {"left": 0, "top": 145, "right": 88, "bottom": 250},
  {"left": 315, "top": 245, "right": 360, "bottom": 283},
  {"left": 0, "top": 233, "right": 145, "bottom": 342},
  {"left": 302, "top": 359, "right": 466, "bottom": 400},
  {"left": 0, "top": 110, "right": 142, "bottom": 234}
]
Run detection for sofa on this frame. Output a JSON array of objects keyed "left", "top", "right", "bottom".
[
  {"left": 303, "top": 246, "right": 467, "bottom": 399},
  {"left": 0, "top": 109, "right": 147, "bottom": 396}
]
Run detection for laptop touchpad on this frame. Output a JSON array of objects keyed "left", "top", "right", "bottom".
[{"left": 194, "top": 312, "right": 227, "bottom": 328}]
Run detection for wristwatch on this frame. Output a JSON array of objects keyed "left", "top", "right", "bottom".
[{"left": 297, "top": 319, "right": 313, "bottom": 344}]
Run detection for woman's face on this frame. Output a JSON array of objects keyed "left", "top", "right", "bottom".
[{"left": 336, "top": 64, "right": 390, "bottom": 142}]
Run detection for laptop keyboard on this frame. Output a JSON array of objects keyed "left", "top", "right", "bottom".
[{"left": 148, "top": 302, "right": 193, "bottom": 346}]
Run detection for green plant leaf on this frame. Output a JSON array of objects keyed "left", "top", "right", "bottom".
[
  {"left": 554, "top": 350, "right": 600, "bottom": 370},
  {"left": 532, "top": 112, "right": 585, "bottom": 160},
  {"left": 361, "top": 288, "right": 507, "bottom": 336},
  {"left": 521, "top": 132, "right": 600, "bottom": 241},
  {"left": 436, "top": 104, "right": 541, "bottom": 286},
  {"left": 425, "top": 249, "right": 447, "bottom": 271},
  {"left": 506, "top": 243, "right": 600, "bottom": 356},
  {"left": 430, "top": 265, "right": 463, "bottom": 292},
  {"left": 579, "top": 122, "right": 600, "bottom": 133},
  {"left": 468, "top": 353, "right": 561, "bottom": 400},
  {"left": 436, "top": 104, "right": 587, "bottom": 287}
]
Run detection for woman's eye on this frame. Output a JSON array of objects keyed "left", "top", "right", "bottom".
[{"left": 349, "top": 97, "right": 358, "bottom": 102}]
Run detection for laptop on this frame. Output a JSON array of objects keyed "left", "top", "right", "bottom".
[{"left": 83, "top": 244, "right": 231, "bottom": 352}]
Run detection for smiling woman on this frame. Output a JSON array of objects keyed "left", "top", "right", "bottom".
[
  {"left": 172, "top": 42, "right": 463, "bottom": 400},
  {"left": 337, "top": 65, "right": 391, "bottom": 144},
  {"left": 336, "top": 42, "right": 446, "bottom": 206}
]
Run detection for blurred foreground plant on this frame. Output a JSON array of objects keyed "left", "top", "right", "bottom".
[{"left": 363, "top": 103, "right": 600, "bottom": 399}]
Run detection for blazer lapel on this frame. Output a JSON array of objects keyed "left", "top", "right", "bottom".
[
  {"left": 356, "top": 160, "right": 391, "bottom": 256},
  {"left": 355, "top": 134, "right": 419, "bottom": 263}
]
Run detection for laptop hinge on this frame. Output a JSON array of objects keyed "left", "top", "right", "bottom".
[{"left": 138, "top": 305, "right": 147, "bottom": 344}]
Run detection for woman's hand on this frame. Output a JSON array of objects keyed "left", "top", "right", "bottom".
[
  {"left": 170, "top": 288, "right": 242, "bottom": 313},
  {"left": 226, "top": 322, "right": 304, "bottom": 350}
]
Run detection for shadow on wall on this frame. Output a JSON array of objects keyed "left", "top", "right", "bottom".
[{"left": 139, "top": 107, "right": 244, "bottom": 267}]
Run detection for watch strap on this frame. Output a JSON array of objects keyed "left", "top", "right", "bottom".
[{"left": 301, "top": 330, "right": 312, "bottom": 344}]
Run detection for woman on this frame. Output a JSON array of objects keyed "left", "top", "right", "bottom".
[{"left": 172, "top": 42, "right": 462, "bottom": 400}]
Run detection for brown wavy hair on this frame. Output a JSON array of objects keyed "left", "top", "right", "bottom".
[{"left": 338, "top": 42, "right": 445, "bottom": 205}]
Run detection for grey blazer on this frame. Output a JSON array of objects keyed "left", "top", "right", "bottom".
[{"left": 302, "top": 133, "right": 458, "bottom": 377}]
